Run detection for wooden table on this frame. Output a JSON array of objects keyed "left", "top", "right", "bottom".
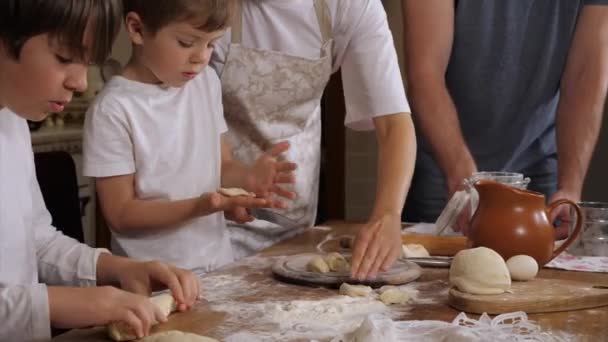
[{"left": 54, "top": 221, "right": 608, "bottom": 341}]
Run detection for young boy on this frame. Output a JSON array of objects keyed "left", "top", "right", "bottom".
[
  {"left": 0, "top": 1, "right": 201, "bottom": 341},
  {"left": 84, "top": 0, "right": 296, "bottom": 274}
]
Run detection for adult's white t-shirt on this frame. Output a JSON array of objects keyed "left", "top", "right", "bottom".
[{"left": 211, "top": 0, "right": 411, "bottom": 129}]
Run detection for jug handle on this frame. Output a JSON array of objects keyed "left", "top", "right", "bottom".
[{"left": 548, "top": 199, "right": 583, "bottom": 259}]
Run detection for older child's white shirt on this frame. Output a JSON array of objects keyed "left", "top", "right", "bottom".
[
  {"left": 0, "top": 108, "right": 104, "bottom": 341},
  {"left": 84, "top": 70, "right": 233, "bottom": 273},
  {"left": 211, "top": 0, "right": 410, "bottom": 129}
]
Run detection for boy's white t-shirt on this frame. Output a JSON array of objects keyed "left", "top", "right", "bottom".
[
  {"left": 0, "top": 108, "right": 104, "bottom": 340},
  {"left": 210, "top": 0, "right": 411, "bottom": 129},
  {"left": 84, "top": 69, "right": 233, "bottom": 273}
]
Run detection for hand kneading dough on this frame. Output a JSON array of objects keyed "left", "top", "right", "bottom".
[
  {"left": 506, "top": 255, "right": 538, "bottom": 281},
  {"left": 108, "top": 293, "right": 177, "bottom": 341},
  {"left": 324, "top": 252, "right": 350, "bottom": 272},
  {"left": 217, "top": 187, "right": 255, "bottom": 197},
  {"left": 140, "top": 331, "right": 218, "bottom": 342},
  {"left": 378, "top": 287, "right": 410, "bottom": 305},
  {"left": 401, "top": 244, "right": 431, "bottom": 258},
  {"left": 339, "top": 283, "right": 373, "bottom": 297},
  {"left": 307, "top": 255, "right": 330, "bottom": 273},
  {"left": 449, "top": 247, "right": 511, "bottom": 295}
]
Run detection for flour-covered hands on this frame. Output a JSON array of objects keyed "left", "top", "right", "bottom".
[
  {"left": 350, "top": 214, "right": 403, "bottom": 280},
  {"left": 246, "top": 141, "right": 297, "bottom": 207}
]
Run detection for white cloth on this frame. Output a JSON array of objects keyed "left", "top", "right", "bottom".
[
  {"left": 0, "top": 108, "right": 105, "bottom": 341},
  {"left": 83, "top": 71, "right": 234, "bottom": 273},
  {"left": 211, "top": 0, "right": 410, "bottom": 130}
]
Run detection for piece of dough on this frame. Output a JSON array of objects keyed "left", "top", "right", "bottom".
[
  {"left": 324, "top": 252, "right": 350, "bottom": 272},
  {"left": 217, "top": 187, "right": 255, "bottom": 197},
  {"left": 378, "top": 287, "right": 410, "bottom": 305},
  {"left": 401, "top": 243, "right": 431, "bottom": 258},
  {"left": 506, "top": 255, "right": 538, "bottom": 281},
  {"left": 140, "top": 330, "right": 218, "bottom": 342},
  {"left": 449, "top": 247, "right": 511, "bottom": 295},
  {"left": 108, "top": 293, "right": 177, "bottom": 341},
  {"left": 339, "top": 283, "right": 373, "bottom": 297},
  {"left": 307, "top": 255, "right": 330, "bottom": 273}
]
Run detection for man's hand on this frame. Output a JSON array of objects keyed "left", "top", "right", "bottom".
[
  {"left": 548, "top": 189, "right": 581, "bottom": 240},
  {"left": 350, "top": 214, "right": 403, "bottom": 280}
]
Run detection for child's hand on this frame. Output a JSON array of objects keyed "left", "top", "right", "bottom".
[
  {"left": 113, "top": 260, "right": 200, "bottom": 313},
  {"left": 247, "top": 141, "right": 297, "bottom": 207},
  {"left": 224, "top": 206, "right": 255, "bottom": 223},
  {"left": 199, "top": 192, "right": 271, "bottom": 214},
  {"left": 48, "top": 286, "right": 166, "bottom": 339}
]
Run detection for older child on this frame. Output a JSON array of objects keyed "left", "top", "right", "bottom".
[
  {"left": 0, "top": 1, "right": 200, "bottom": 340},
  {"left": 84, "top": 0, "right": 296, "bottom": 274}
]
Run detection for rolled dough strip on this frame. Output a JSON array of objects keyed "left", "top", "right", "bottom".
[
  {"left": 140, "top": 330, "right": 219, "bottom": 342},
  {"left": 108, "top": 293, "right": 177, "bottom": 341},
  {"left": 217, "top": 187, "right": 255, "bottom": 197}
]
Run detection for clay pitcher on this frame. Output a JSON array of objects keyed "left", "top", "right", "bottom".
[{"left": 468, "top": 180, "right": 583, "bottom": 266}]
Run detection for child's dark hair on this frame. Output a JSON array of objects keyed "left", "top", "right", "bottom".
[
  {"left": 0, "top": 0, "right": 122, "bottom": 64},
  {"left": 124, "top": 0, "right": 234, "bottom": 34}
]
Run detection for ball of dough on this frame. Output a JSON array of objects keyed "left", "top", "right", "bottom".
[
  {"left": 324, "top": 252, "right": 350, "bottom": 272},
  {"left": 378, "top": 287, "right": 410, "bottom": 305},
  {"left": 108, "top": 293, "right": 177, "bottom": 341},
  {"left": 217, "top": 187, "right": 255, "bottom": 197},
  {"left": 140, "top": 330, "right": 218, "bottom": 342},
  {"left": 307, "top": 255, "right": 330, "bottom": 273},
  {"left": 401, "top": 244, "right": 431, "bottom": 258},
  {"left": 506, "top": 255, "right": 539, "bottom": 281},
  {"left": 339, "top": 283, "right": 373, "bottom": 297},
  {"left": 449, "top": 247, "right": 511, "bottom": 295}
]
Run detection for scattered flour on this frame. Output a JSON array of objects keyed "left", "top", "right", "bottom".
[{"left": 196, "top": 256, "right": 570, "bottom": 342}]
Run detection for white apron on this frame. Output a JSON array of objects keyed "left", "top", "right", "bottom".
[{"left": 220, "top": 0, "right": 333, "bottom": 259}]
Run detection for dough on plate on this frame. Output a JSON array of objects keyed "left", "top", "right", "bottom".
[
  {"left": 401, "top": 244, "right": 431, "bottom": 258},
  {"left": 449, "top": 247, "right": 511, "bottom": 295},
  {"left": 339, "top": 283, "right": 373, "bottom": 297},
  {"left": 324, "top": 252, "right": 350, "bottom": 272},
  {"left": 217, "top": 187, "right": 255, "bottom": 197},
  {"left": 140, "top": 330, "right": 218, "bottom": 342},
  {"left": 108, "top": 293, "right": 177, "bottom": 341},
  {"left": 506, "top": 255, "right": 538, "bottom": 281},
  {"left": 378, "top": 286, "right": 410, "bottom": 305},
  {"left": 307, "top": 255, "right": 330, "bottom": 273}
]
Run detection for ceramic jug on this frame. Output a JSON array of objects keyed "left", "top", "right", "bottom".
[{"left": 468, "top": 180, "right": 583, "bottom": 266}]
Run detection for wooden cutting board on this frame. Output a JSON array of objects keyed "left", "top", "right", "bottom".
[
  {"left": 449, "top": 278, "right": 608, "bottom": 314},
  {"left": 272, "top": 253, "right": 421, "bottom": 288}
]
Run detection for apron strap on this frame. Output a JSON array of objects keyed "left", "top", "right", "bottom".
[
  {"left": 231, "top": 0, "right": 243, "bottom": 44},
  {"left": 313, "top": 0, "right": 332, "bottom": 43},
  {"left": 232, "top": 0, "right": 331, "bottom": 44}
]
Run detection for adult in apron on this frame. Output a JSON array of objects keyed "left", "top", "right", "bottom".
[{"left": 220, "top": 0, "right": 333, "bottom": 259}]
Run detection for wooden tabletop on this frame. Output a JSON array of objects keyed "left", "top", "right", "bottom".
[{"left": 54, "top": 221, "right": 608, "bottom": 341}]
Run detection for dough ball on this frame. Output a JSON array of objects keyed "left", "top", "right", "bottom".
[
  {"left": 324, "top": 252, "right": 350, "bottom": 272},
  {"left": 506, "top": 255, "right": 539, "bottom": 281},
  {"left": 378, "top": 287, "right": 410, "bottom": 305},
  {"left": 307, "top": 255, "right": 330, "bottom": 273},
  {"left": 401, "top": 243, "right": 431, "bottom": 258},
  {"left": 449, "top": 247, "right": 511, "bottom": 295},
  {"left": 108, "top": 293, "right": 177, "bottom": 341},
  {"left": 140, "top": 330, "right": 218, "bottom": 342},
  {"left": 217, "top": 187, "right": 255, "bottom": 197},
  {"left": 339, "top": 283, "right": 373, "bottom": 297}
]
